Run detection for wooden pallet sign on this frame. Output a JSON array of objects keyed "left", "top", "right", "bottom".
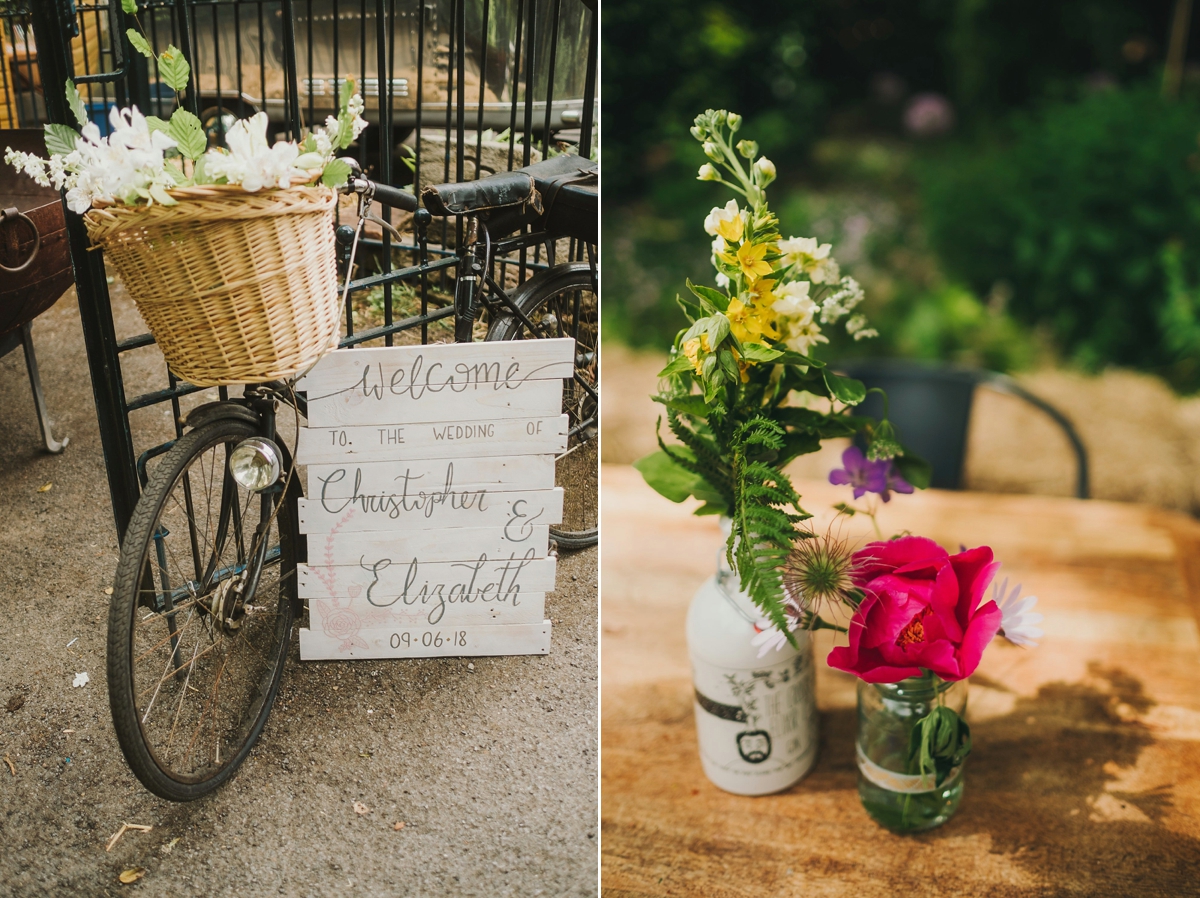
[{"left": 297, "top": 338, "right": 573, "bottom": 661}]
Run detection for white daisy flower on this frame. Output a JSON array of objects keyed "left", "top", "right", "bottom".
[
  {"left": 751, "top": 620, "right": 792, "bottom": 657},
  {"left": 750, "top": 593, "right": 808, "bottom": 657},
  {"left": 993, "top": 577, "right": 1043, "bottom": 648}
]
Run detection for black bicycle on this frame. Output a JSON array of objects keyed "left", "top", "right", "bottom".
[
  {"left": 106, "top": 158, "right": 598, "bottom": 800},
  {"left": 421, "top": 153, "right": 598, "bottom": 549}
]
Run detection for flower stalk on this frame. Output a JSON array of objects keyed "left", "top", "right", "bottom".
[{"left": 638, "top": 109, "right": 902, "bottom": 641}]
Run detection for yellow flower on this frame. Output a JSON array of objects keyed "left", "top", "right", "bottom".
[
  {"left": 734, "top": 241, "right": 773, "bottom": 284},
  {"left": 682, "top": 333, "right": 710, "bottom": 374},
  {"left": 727, "top": 297, "right": 778, "bottom": 344},
  {"left": 749, "top": 278, "right": 776, "bottom": 305}
]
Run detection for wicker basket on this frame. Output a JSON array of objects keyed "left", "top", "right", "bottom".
[{"left": 83, "top": 184, "right": 340, "bottom": 387}]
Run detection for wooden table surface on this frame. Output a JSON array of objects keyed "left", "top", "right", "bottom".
[{"left": 600, "top": 464, "right": 1200, "bottom": 897}]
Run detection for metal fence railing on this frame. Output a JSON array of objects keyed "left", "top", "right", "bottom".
[{"left": 3, "top": 0, "right": 596, "bottom": 536}]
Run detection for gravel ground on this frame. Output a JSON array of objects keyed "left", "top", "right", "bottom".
[{"left": 0, "top": 289, "right": 597, "bottom": 897}]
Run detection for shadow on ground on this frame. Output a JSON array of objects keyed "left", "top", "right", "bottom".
[
  {"left": 602, "top": 664, "right": 1200, "bottom": 897},
  {"left": 0, "top": 289, "right": 597, "bottom": 897}
]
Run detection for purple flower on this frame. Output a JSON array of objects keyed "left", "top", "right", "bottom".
[
  {"left": 829, "top": 446, "right": 887, "bottom": 499},
  {"left": 829, "top": 447, "right": 914, "bottom": 503},
  {"left": 880, "top": 461, "right": 914, "bottom": 503}
]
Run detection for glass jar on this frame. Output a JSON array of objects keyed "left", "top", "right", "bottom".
[{"left": 856, "top": 673, "right": 968, "bottom": 831}]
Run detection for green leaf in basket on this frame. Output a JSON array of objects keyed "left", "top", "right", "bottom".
[
  {"left": 44, "top": 123, "right": 80, "bottom": 157},
  {"left": 168, "top": 108, "right": 206, "bottom": 160},
  {"left": 158, "top": 44, "right": 191, "bottom": 93},
  {"left": 334, "top": 78, "right": 362, "bottom": 150},
  {"left": 321, "top": 158, "right": 352, "bottom": 188},
  {"left": 121, "top": 0, "right": 139, "bottom": 14},
  {"left": 65, "top": 80, "right": 88, "bottom": 128},
  {"left": 148, "top": 184, "right": 177, "bottom": 206},
  {"left": 332, "top": 112, "right": 354, "bottom": 150},
  {"left": 145, "top": 115, "right": 170, "bottom": 134},
  {"left": 192, "top": 155, "right": 214, "bottom": 185},
  {"left": 126, "top": 28, "right": 153, "bottom": 59}
]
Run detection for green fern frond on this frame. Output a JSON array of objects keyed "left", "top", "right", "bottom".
[
  {"left": 726, "top": 416, "right": 806, "bottom": 640},
  {"left": 667, "top": 410, "right": 735, "bottom": 508},
  {"left": 667, "top": 410, "right": 722, "bottom": 466}
]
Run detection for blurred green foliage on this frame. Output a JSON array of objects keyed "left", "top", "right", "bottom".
[
  {"left": 603, "top": 0, "right": 1172, "bottom": 199},
  {"left": 602, "top": 0, "right": 1200, "bottom": 388},
  {"left": 603, "top": 138, "right": 1043, "bottom": 375},
  {"left": 944, "top": 0, "right": 1165, "bottom": 111},
  {"left": 921, "top": 86, "right": 1200, "bottom": 389}
]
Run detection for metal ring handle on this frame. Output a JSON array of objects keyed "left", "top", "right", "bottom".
[{"left": 0, "top": 207, "right": 41, "bottom": 274}]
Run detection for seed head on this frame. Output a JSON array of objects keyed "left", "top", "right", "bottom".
[{"left": 782, "top": 526, "right": 863, "bottom": 621}]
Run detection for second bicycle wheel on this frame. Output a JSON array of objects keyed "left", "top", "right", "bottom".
[
  {"left": 486, "top": 260, "right": 597, "bottom": 549},
  {"left": 107, "top": 416, "right": 298, "bottom": 801}
]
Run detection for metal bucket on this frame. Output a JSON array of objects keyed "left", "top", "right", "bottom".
[{"left": 0, "top": 128, "right": 74, "bottom": 337}]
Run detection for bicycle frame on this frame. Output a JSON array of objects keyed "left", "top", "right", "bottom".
[
  {"left": 22, "top": 0, "right": 596, "bottom": 543},
  {"left": 171, "top": 383, "right": 306, "bottom": 612},
  {"left": 454, "top": 210, "right": 597, "bottom": 318},
  {"left": 452, "top": 217, "right": 599, "bottom": 423}
]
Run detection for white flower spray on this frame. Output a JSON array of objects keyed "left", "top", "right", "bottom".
[{"left": 5, "top": 64, "right": 368, "bottom": 212}]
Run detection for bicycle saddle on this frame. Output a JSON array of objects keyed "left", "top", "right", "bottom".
[{"left": 422, "top": 154, "right": 597, "bottom": 244}]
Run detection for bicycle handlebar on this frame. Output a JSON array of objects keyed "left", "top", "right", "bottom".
[{"left": 348, "top": 177, "right": 419, "bottom": 213}]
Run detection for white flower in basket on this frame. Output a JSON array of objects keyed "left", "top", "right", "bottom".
[
  {"left": 3, "top": 20, "right": 370, "bottom": 387},
  {"left": 203, "top": 113, "right": 308, "bottom": 193},
  {"left": 4, "top": 9, "right": 367, "bottom": 213}
]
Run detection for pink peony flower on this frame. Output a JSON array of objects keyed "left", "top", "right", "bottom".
[{"left": 827, "top": 536, "right": 1002, "bottom": 683}]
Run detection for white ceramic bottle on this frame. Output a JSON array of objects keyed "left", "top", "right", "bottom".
[{"left": 685, "top": 541, "right": 819, "bottom": 796}]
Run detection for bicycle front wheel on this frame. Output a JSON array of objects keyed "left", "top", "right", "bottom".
[
  {"left": 107, "top": 417, "right": 297, "bottom": 801},
  {"left": 486, "top": 260, "right": 597, "bottom": 549}
]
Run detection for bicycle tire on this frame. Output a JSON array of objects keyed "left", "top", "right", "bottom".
[
  {"left": 485, "top": 260, "right": 597, "bottom": 550},
  {"left": 107, "top": 416, "right": 297, "bottom": 801}
]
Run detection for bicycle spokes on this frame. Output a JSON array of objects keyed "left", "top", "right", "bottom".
[{"left": 112, "top": 421, "right": 294, "bottom": 795}]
